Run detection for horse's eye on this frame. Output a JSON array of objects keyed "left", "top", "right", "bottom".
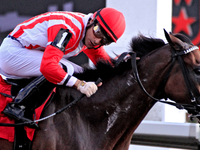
[{"left": 194, "top": 68, "right": 200, "bottom": 75}]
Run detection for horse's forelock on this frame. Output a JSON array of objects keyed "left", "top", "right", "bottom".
[{"left": 130, "top": 34, "right": 165, "bottom": 57}]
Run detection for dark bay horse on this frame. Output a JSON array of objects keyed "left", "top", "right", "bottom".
[{"left": 1, "top": 30, "right": 200, "bottom": 150}]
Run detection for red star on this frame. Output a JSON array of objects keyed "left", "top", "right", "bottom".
[
  {"left": 174, "top": 0, "right": 181, "bottom": 5},
  {"left": 174, "top": 0, "right": 192, "bottom": 6},
  {"left": 185, "top": 0, "right": 192, "bottom": 5},
  {"left": 172, "top": 7, "right": 196, "bottom": 36}
]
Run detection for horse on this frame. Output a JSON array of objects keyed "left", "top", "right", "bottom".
[{"left": 1, "top": 30, "right": 200, "bottom": 150}]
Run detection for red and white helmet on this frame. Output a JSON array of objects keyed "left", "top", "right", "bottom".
[{"left": 93, "top": 7, "right": 126, "bottom": 43}]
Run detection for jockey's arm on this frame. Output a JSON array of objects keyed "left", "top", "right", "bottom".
[{"left": 40, "top": 28, "right": 99, "bottom": 97}]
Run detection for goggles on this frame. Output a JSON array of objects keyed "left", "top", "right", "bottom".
[{"left": 93, "top": 21, "right": 113, "bottom": 45}]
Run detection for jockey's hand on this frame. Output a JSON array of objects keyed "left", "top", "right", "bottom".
[{"left": 75, "top": 80, "right": 98, "bottom": 97}]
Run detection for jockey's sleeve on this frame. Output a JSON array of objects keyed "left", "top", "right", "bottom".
[
  {"left": 83, "top": 46, "right": 112, "bottom": 65},
  {"left": 40, "top": 27, "right": 78, "bottom": 87},
  {"left": 40, "top": 45, "right": 77, "bottom": 86}
]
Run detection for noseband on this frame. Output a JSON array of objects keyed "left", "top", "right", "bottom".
[{"left": 116, "top": 45, "right": 200, "bottom": 122}]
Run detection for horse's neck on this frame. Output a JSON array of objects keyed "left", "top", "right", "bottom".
[{"left": 54, "top": 76, "right": 137, "bottom": 148}]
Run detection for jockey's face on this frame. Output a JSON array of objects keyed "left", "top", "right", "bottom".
[
  {"left": 84, "top": 19, "right": 112, "bottom": 49},
  {"left": 84, "top": 19, "right": 102, "bottom": 49}
]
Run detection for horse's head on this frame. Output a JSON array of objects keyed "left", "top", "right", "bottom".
[
  {"left": 163, "top": 30, "right": 200, "bottom": 115},
  {"left": 129, "top": 29, "right": 200, "bottom": 119}
]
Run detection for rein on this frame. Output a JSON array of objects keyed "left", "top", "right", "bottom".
[{"left": 129, "top": 46, "right": 200, "bottom": 121}]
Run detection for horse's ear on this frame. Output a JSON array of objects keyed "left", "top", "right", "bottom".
[
  {"left": 163, "top": 29, "right": 185, "bottom": 51},
  {"left": 164, "top": 29, "right": 172, "bottom": 44}
]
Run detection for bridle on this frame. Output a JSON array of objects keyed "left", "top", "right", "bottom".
[{"left": 116, "top": 45, "right": 200, "bottom": 122}]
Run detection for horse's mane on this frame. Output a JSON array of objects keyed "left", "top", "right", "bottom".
[
  {"left": 130, "top": 34, "right": 165, "bottom": 57},
  {"left": 74, "top": 34, "right": 165, "bottom": 82}
]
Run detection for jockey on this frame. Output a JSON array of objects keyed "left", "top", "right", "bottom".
[{"left": 0, "top": 7, "right": 126, "bottom": 128}]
